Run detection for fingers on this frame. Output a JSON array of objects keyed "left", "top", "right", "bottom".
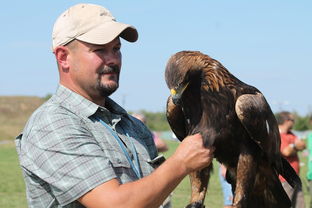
[{"left": 174, "top": 133, "right": 214, "bottom": 174}]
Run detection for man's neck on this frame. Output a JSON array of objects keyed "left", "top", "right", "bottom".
[
  {"left": 60, "top": 82, "right": 106, "bottom": 107},
  {"left": 93, "top": 97, "right": 106, "bottom": 107}
]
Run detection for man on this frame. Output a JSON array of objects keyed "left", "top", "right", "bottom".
[
  {"left": 15, "top": 3, "right": 214, "bottom": 208},
  {"left": 277, "top": 111, "right": 306, "bottom": 208}
]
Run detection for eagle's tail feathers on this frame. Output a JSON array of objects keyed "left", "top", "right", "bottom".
[{"left": 280, "top": 157, "right": 302, "bottom": 189}]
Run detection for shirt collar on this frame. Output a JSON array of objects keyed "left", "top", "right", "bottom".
[{"left": 54, "top": 85, "right": 128, "bottom": 119}]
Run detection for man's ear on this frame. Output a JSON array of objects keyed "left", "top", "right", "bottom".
[{"left": 54, "top": 46, "right": 70, "bottom": 70}]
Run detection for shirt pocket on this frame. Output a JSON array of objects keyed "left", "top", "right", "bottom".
[
  {"left": 104, "top": 147, "right": 131, "bottom": 169},
  {"left": 105, "top": 148, "right": 139, "bottom": 181}
]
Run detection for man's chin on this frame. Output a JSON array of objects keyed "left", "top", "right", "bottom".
[{"left": 98, "top": 85, "right": 118, "bottom": 97}]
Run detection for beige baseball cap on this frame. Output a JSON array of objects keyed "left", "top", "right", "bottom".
[{"left": 52, "top": 3, "right": 138, "bottom": 50}]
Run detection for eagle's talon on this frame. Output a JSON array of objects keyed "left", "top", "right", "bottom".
[{"left": 185, "top": 202, "right": 205, "bottom": 208}]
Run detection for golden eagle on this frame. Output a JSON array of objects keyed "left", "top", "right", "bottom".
[{"left": 165, "top": 51, "right": 301, "bottom": 208}]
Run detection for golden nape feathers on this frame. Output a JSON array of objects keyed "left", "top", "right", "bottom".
[{"left": 165, "top": 51, "right": 235, "bottom": 93}]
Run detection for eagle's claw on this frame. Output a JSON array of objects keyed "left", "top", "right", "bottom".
[{"left": 185, "top": 202, "right": 205, "bottom": 208}]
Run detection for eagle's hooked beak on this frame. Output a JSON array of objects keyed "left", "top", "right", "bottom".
[{"left": 170, "top": 82, "right": 189, "bottom": 105}]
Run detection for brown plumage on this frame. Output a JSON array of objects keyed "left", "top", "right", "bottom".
[{"left": 165, "top": 51, "right": 301, "bottom": 208}]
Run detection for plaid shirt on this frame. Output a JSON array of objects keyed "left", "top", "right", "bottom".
[{"left": 16, "top": 85, "right": 158, "bottom": 208}]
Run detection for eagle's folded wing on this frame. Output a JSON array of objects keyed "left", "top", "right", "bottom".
[{"left": 235, "top": 92, "right": 281, "bottom": 167}]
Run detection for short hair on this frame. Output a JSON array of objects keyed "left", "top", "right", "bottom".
[
  {"left": 276, "top": 111, "right": 292, "bottom": 125},
  {"left": 65, "top": 39, "right": 78, "bottom": 51}
]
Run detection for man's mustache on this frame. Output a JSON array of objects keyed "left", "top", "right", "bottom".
[{"left": 99, "top": 65, "right": 120, "bottom": 74}]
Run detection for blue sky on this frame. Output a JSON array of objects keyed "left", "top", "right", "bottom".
[{"left": 1, "top": 1, "right": 311, "bottom": 115}]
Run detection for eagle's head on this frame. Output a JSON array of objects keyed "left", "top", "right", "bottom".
[{"left": 165, "top": 51, "right": 211, "bottom": 105}]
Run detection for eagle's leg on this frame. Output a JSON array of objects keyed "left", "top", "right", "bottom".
[
  {"left": 233, "top": 152, "right": 256, "bottom": 208},
  {"left": 185, "top": 164, "right": 212, "bottom": 208}
]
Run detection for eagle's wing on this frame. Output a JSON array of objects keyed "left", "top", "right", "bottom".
[
  {"left": 235, "top": 92, "right": 281, "bottom": 166},
  {"left": 235, "top": 92, "right": 302, "bottom": 196},
  {"left": 166, "top": 95, "right": 187, "bottom": 141}
]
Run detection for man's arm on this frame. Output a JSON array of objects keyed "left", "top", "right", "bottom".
[
  {"left": 281, "top": 137, "right": 306, "bottom": 157},
  {"left": 294, "top": 138, "right": 306, "bottom": 151},
  {"left": 78, "top": 133, "right": 214, "bottom": 208}
]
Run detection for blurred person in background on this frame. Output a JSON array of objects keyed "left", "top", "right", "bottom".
[
  {"left": 306, "top": 115, "right": 312, "bottom": 208},
  {"left": 277, "top": 111, "right": 306, "bottom": 208},
  {"left": 219, "top": 164, "right": 233, "bottom": 208}
]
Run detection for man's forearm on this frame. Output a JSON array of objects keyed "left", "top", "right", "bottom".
[
  {"left": 121, "top": 155, "right": 187, "bottom": 208},
  {"left": 79, "top": 133, "right": 214, "bottom": 208},
  {"left": 78, "top": 154, "right": 187, "bottom": 208}
]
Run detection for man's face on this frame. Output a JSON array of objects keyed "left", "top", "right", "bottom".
[
  {"left": 286, "top": 115, "right": 295, "bottom": 129},
  {"left": 68, "top": 38, "right": 122, "bottom": 99}
]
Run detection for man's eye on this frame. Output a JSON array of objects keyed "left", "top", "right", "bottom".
[{"left": 113, "top": 47, "right": 121, "bottom": 52}]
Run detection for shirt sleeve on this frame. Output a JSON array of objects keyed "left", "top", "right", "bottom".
[
  {"left": 280, "top": 133, "right": 291, "bottom": 152},
  {"left": 19, "top": 107, "right": 117, "bottom": 206}
]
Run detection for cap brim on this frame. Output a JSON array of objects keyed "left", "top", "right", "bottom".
[{"left": 76, "top": 21, "right": 138, "bottom": 45}]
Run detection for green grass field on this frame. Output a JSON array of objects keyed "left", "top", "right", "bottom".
[
  {"left": 162, "top": 140, "right": 223, "bottom": 208},
  {"left": 1, "top": 140, "right": 311, "bottom": 208},
  {"left": 0, "top": 142, "right": 27, "bottom": 207}
]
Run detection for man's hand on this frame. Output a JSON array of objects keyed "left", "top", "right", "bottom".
[
  {"left": 172, "top": 133, "right": 214, "bottom": 174},
  {"left": 295, "top": 139, "right": 306, "bottom": 151}
]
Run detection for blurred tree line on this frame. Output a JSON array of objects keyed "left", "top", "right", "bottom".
[
  {"left": 129, "top": 110, "right": 170, "bottom": 131},
  {"left": 292, "top": 113, "right": 312, "bottom": 131}
]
